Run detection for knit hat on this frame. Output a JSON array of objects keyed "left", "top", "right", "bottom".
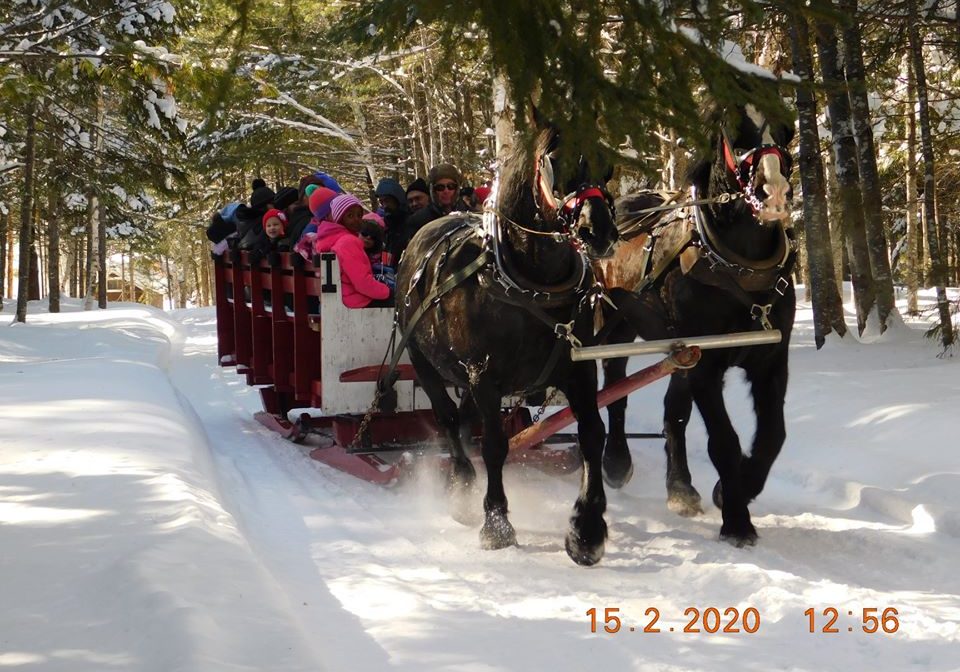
[
  {"left": 427, "top": 163, "right": 462, "bottom": 185},
  {"left": 273, "top": 186, "right": 299, "bottom": 210},
  {"left": 251, "top": 178, "right": 267, "bottom": 191},
  {"left": 329, "top": 194, "right": 363, "bottom": 224},
  {"left": 314, "top": 171, "right": 344, "bottom": 194},
  {"left": 375, "top": 178, "right": 406, "bottom": 205},
  {"left": 250, "top": 186, "right": 276, "bottom": 211},
  {"left": 406, "top": 177, "right": 429, "bottom": 196},
  {"left": 304, "top": 184, "right": 319, "bottom": 198},
  {"left": 206, "top": 211, "right": 235, "bottom": 244},
  {"left": 262, "top": 208, "right": 288, "bottom": 231},
  {"left": 474, "top": 186, "right": 492, "bottom": 204},
  {"left": 299, "top": 174, "right": 325, "bottom": 198},
  {"left": 308, "top": 187, "right": 337, "bottom": 218}
]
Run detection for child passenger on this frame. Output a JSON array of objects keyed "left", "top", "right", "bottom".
[
  {"left": 359, "top": 218, "right": 396, "bottom": 292},
  {"left": 314, "top": 194, "right": 393, "bottom": 308}
]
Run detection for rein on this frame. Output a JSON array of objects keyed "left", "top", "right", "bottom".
[{"left": 616, "top": 191, "right": 743, "bottom": 239}]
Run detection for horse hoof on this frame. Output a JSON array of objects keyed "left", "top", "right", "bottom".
[
  {"left": 712, "top": 480, "right": 723, "bottom": 509},
  {"left": 565, "top": 531, "right": 605, "bottom": 566},
  {"left": 719, "top": 529, "right": 758, "bottom": 548},
  {"left": 602, "top": 458, "right": 634, "bottom": 489},
  {"left": 667, "top": 487, "right": 703, "bottom": 517},
  {"left": 449, "top": 487, "right": 482, "bottom": 527},
  {"left": 480, "top": 511, "right": 516, "bottom": 550}
]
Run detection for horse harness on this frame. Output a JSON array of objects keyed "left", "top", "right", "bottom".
[
  {"left": 378, "top": 212, "right": 605, "bottom": 398},
  {"left": 628, "top": 187, "right": 796, "bottom": 331}
]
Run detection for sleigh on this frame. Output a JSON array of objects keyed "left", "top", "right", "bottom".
[{"left": 212, "top": 249, "right": 779, "bottom": 484}]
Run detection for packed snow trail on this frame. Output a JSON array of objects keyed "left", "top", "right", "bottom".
[{"left": 164, "top": 298, "right": 960, "bottom": 671}]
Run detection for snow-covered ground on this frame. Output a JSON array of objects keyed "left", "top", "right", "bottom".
[{"left": 1, "top": 290, "right": 958, "bottom": 671}]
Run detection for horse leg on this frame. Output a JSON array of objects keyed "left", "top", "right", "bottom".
[
  {"left": 457, "top": 391, "right": 479, "bottom": 457},
  {"left": 601, "top": 288, "right": 673, "bottom": 489},
  {"left": 468, "top": 375, "right": 516, "bottom": 550},
  {"left": 601, "top": 320, "right": 634, "bottom": 488},
  {"left": 407, "top": 346, "right": 477, "bottom": 523},
  {"left": 564, "top": 361, "right": 608, "bottom": 566},
  {"left": 741, "top": 354, "right": 788, "bottom": 502},
  {"left": 689, "top": 370, "right": 756, "bottom": 546},
  {"left": 663, "top": 373, "right": 702, "bottom": 516}
]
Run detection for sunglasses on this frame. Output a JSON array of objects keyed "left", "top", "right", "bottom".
[{"left": 432, "top": 183, "right": 459, "bottom": 192}]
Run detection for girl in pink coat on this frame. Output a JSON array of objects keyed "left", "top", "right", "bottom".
[{"left": 314, "top": 194, "right": 392, "bottom": 308}]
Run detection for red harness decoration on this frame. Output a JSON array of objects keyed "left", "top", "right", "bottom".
[
  {"left": 562, "top": 187, "right": 606, "bottom": 213},
  {"left": 722, "top": 134, "right": 787, "bottom": 190}
]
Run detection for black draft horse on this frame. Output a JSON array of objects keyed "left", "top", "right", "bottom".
[
  {"left": 394, "top": 126, "right": 619, "bottom": 565},
  {"left": 597, "top": 104, "right": 796, "bottom": 547}
]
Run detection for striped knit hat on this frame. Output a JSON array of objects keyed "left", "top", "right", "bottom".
[{"left": 329, "top": 194, "right": 363, "bottom": 224}]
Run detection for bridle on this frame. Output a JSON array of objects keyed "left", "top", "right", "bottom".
[
  {"left": 720, "top": 126, "right": 791, "bottom": 216},
  {"left": 534, "top": 148, "right": 615, "bottom": 247}
]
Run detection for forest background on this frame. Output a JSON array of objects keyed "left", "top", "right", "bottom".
[{"left": 2, "top": 0, "right": 960, "bottom": 349}]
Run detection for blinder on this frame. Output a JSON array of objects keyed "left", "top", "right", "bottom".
[
  {"left": 721, "top": 133, "right": 791, "bottom": 190},
  {"left": 535, "top": 149, "right": 615, "bottom": 238}
]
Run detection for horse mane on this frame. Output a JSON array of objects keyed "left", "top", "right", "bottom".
[
  {"left": 685, "top": 105, "right": 725, "bottom": 190},
  {"left": 496, "top": 127, "right": 555, "bottom": 226}
]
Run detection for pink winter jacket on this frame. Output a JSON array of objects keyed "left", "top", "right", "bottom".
[{"left": 314, "top": 221, "right": 391, "bottom": 308}]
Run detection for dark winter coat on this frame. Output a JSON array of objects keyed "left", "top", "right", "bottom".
[
  {"left": 236, "top": 205, "right": 267, "bottom": 250},
  {"left": 280, "top": 204, "right": 313, "bottom": 249}
]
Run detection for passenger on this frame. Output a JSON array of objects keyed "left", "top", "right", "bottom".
[
  {"left": 315, "top": 194, "right": 393, "bottom": 308},
  {"left": 307, "top": 186, "right": 338, "bottom": 230},
  {"left": 206, "top": 205, "right": 239, "bottom": 256},
  {"left": 280, "top": 181, "right": 322, "bottom": 249},
  {"left": 474, "top": 185, "right": 492, "bottom": 209},
  {"left": 237, "top": 182, "right": 276, "bottom": 250},
  {"left": 359, "top": 218, "right": 396, "bottom": 292},
  {"left": 375, "top": 177, "right": 410, "bottom": 267},
  {"left": 403, "top": 164, "right": 469, "bottom": 249},
  {"left": 273, "top": 186, "right": 299, "bottom": 211},
  {"left": 313, "top": 171, "right": 345, "bottom": 194},
  {"left": 260, "top": 208, "right": 288, "bottom": 250},
  {"left": 405, "top": 177, "right": 430, "bottom": 213}
]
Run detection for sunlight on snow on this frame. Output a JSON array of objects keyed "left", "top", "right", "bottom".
[
  {"left": 328, "top": 575, "right": 420, "bottom": 621},
  {"left": 904, "top": 504, "right": 936, "bottom": 535},
  {"left": 0, "top": 653, "right": 46, "bottom": 666},
  {"left": 848, "top": 403, "right": 927, "bottom": 427},
  {"left": 757, "top": 505, "right": 936, "bottom": 535},
  {"left": 0, "top": 501, "right": 109, "bottom": 525}
]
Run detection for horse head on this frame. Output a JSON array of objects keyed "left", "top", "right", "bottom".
[
  {"left": 714, "top": 104, "right": 795, "bottom": 224},
  {"left": 531, "top": 126, "right": 619, "bottom": 259}
]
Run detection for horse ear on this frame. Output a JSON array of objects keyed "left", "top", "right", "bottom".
[{"left": 529, "top": 101, "right": 546, "bottom": 129}]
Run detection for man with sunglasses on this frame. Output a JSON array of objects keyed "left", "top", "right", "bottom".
[{"left": 401, "top": 163, "right": 469, "bottom": 265}]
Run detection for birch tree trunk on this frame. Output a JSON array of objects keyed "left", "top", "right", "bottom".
[
  {"left": 840, "top": 0, "right": 896, "bottom": 331},
  {"left": 789, "top": 13, "right": 847, "bottom": 347},
  {"left": 492, "top": 72, "right": 515, "bottom": 171},
  {"left": 816, "top": 20, "right": 874, "bottom": 335},
  {"left": 15, "top": 99, "right": 36, "bottom": 323},
  {"left": 904, "top": 53, "right": 920, "bottom": 314},
  {"left": 62, "top": 239, "right": 76, "bottom": 299},
  {"left": 350, "top": 101, "right": 377, "bottom": 197},
  {"left": 908, "top": 3, "right": 954, "bottom": 349}
]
